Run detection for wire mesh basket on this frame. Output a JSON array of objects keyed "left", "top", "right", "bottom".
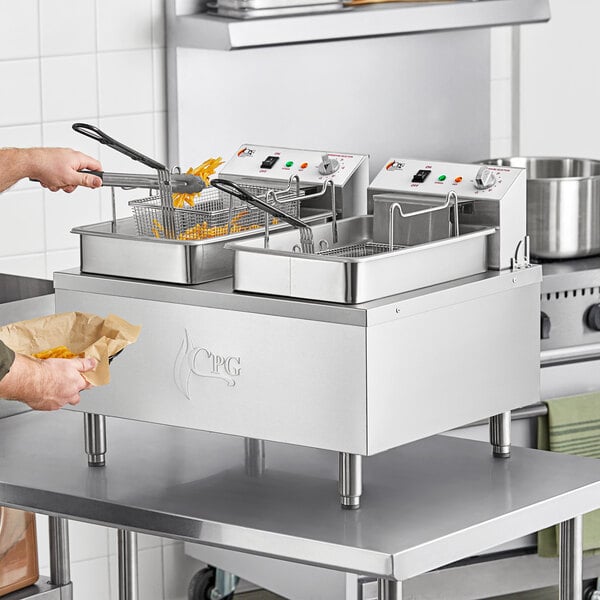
[
  {"left": 317, "top": 242, "right": 402, "bottom": 258},
  {"left": 129, "top": 182, "right": 303, "bottom": 241}
]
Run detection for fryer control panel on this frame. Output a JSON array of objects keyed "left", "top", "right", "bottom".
[
  {"left": 370, "top": 158, "right": 525, "bottom": 200},
  {"left": 219, "top": 144, "right": 367, "bottom": 186}
]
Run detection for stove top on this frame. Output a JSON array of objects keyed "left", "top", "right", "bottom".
[{"left": 540, "top": 255, "right": 600, "bottom": 353}]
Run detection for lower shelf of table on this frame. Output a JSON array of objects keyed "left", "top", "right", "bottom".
[{"left": 1, "top": 411, "right": 600, "bottom": 581}]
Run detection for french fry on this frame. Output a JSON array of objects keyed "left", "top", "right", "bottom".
[
  {"left": 33, "top": 346, "right": 82, "bottom": 360},
  {"left": 171, "top": 156, "right": 225, "bottom": 208}
]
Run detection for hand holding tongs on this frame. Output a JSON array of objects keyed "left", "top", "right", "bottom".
[
  {"left": 211, "top": 178, "right": 316, "bottom": 253},
  {"left": 71, "top": 123, "right": 205, "bottom": 194}
]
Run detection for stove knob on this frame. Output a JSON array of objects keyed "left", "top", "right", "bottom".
[
  {"left": 540, "top": 311, "right": 551, "bottom": 340},
  {"left": 586, "top": 304, "right": 600, "bottom": 331},
  {"left": 474, "top": 166, "right": 497, "bottom": 190},
  {"left": 318, "top": 154, "right": 340, "bottom": 176}
]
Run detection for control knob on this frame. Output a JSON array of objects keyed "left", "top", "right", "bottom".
[
  {"left": 585, "top": 304, "right": 600, "bottom": 331},
  {"left": 540, "top": 311, "right": 551, "bottom": 340},
  {"left": 474, "top": 166, "right": 497, "bottom": 190},
  {"left": 318, "top": 154, "right": 340, "bottom": 176}
]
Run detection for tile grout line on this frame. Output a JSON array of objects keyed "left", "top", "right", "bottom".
[
  {"left": 1, "top": 110, "right": 165, "bottom": 130},
  {"left": 35, "top": 0, "right": 48, "bottom": 278},
  {"left": 0, "top": 47, "right": 156, "bottom": 64}
]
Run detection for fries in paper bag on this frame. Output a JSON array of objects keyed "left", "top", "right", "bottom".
[{"left": 0, "top": 312, "right": 141, "bottom": 386}]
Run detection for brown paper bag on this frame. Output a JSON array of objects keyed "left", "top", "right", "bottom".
[
  {"left": 0, "top": 312, "right": 141, "bottom": 386},
  {"left": 0, "top": 507, "right": 38, "bottom": 597}
]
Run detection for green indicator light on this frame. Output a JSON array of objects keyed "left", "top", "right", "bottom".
[
  {"left": 438, "top": 175, "right": 447, "bottom": 181},
  {"left": 285, "top": 161, "right": 294, "bottom": 167}
]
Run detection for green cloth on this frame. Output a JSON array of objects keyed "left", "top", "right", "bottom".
[
  {"left": 0, "top": 340, "right": 15, "bottom": 381},
  {"left": 538, "top": 392, "right": 600, "bottom": 557}
]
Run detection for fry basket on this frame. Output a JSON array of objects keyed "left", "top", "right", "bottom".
[{"left": 130, "top": 181, "right": 303, "bottom": 241}]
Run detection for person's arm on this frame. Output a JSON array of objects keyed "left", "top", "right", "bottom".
[
  {"left": 0, "top": 147, "right": 103, "bottom": 194},
  {"left": 0, "top": 346, "right": 97, "bottom": 411}
]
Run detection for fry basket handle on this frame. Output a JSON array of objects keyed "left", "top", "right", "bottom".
[
  {"left": 72, "top": 122, "right": 167, "bottom": 172},
  {"left": 388, "top": 190, "right": 460, "bottom": 250}
]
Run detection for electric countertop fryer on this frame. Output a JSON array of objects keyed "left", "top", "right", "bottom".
[{"left": 56, "top": 148, "right": 541, "bottom": 509}]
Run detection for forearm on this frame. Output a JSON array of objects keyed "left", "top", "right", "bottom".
[
  {"left": 0, "top": 147, "right": 102, "bottom": 194},
  {"left": 0, "top": 353, "right": 42, "bottom": 402},
  {"left": 0, "top": 148, "right": 33, "bottom": 193}
]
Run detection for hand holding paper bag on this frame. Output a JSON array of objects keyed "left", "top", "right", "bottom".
[{"left": 0, "top": 312, "right": 141, "bottom": 410}]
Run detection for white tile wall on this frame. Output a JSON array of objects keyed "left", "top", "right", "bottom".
[
  {"left": 0, "top": 0, "right": 39, "bottom": 60},
  {"left": 0, "top": 60, "right": 42, "bottom": 127},
  {"left": 39, "top": 0, "right": 97, "bottom": 57},
  {"left": 41, "top": 54, "right": 99, "bottom": 121}
]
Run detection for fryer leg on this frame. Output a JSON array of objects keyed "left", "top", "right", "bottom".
[
  {"left": 118, "top": 530, "right": 139, "bottom": 600},
  {"left": 339, "top": 452, "right": 362, "bottom": 510},
  {"left": 84, "top": 413, "right": 106, "bottom": 467},
  {"left": 489, "top": 411, "right": 511, "bottom": 458},
  {"left": 244, "top": 438, "right": 265, "bottom": 478},
  {"left": 559, "top": 516, "right": 583, "bottom": 600},
  {"left": 49, "top": 516, "right": 73, "bottom": 598},
  {"left": 377, "top": 579, "right": 401, "bottom": 600}
]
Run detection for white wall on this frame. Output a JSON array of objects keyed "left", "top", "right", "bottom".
[
  {"left": 490, "top": 27, "right": 515, "bottom": 158},
  {"left": 519, "top": 0, "right": 600, "bottom": 158}
]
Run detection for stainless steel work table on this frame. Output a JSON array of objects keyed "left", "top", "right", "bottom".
[{"left": 0, "top": 411, "right": 599, "bottom": 599}]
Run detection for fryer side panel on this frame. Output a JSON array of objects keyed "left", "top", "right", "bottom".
[
  {"left": 56, "top": 291, "right": 368, "bottom": 454},
  {"left": 366, "top": 282, "right": 541, "bottom": 455}
]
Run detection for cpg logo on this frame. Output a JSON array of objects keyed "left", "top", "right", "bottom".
[
  {"left": 386, "top": 160, "right": 405, "bottom": 171},
  {"left": 237, "top": 147, "right": 255, "bottom": 158},
  {"left": 174, "top": 330, "right": 241, "bottom": 399}
]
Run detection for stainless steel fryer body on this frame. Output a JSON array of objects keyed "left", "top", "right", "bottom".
[
  {"left": 228, "top": 216, "right": 494, "bottom": 304},
  {"left": 54, "top": 266, "right": 541, "bottom": 456},
  {"left": 74, "top": 212, "right": 329, "bottom": 285}
]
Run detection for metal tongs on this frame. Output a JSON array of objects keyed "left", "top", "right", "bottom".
[
  {"left": 212, "top": 178, "right": 317, "bottom": 253},
  {"left": 73, "top": 122, "right": 206, "bottom": 236},
  {"left": 72, "top": 123, "right": 205, "bottom": 194}
]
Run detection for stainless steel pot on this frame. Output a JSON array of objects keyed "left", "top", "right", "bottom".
[{"left": 482, "top": 157, "right": 600, "bottom": 260}]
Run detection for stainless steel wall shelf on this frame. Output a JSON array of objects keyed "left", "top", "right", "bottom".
[{"left": 168, "top": 0, "right": 550, "bottom": 50}]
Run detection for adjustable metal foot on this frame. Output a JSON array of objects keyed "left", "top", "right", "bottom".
[
  {"left": 490, "top": 411, "right": 511, "bottom": 458},
  {"left": 84, "top": 413, "right": 106, "bottom": 467},
  {"left": 559, "top": 515, "right": 583, "bottom": 600},
  {"left": 339, "top": 453, "right": 362, "bottom": 509},
  {"left": 118, "top": 530, "right": 139, "bottom": 600},
  {"left": 377, "top": 579, "right": 401, "bottom": 600}
]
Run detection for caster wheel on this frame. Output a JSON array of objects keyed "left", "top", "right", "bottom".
[
  {"left": 188, "top": 567, "right": 235, "bottom": 600},
  {"left": 583, "top": 582, "right": 599, "bottom": 600}
]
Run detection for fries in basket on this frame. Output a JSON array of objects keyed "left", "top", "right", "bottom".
[{"left": 172, "top": 157, "right": 225, "bottom": 208}]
